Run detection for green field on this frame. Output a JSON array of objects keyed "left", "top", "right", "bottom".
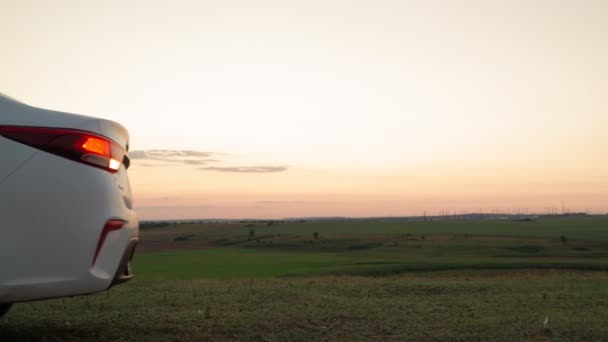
[
  {"left": 2, "top": 216, "right": 608, "bottom": 341},
  {"left": 136, "top": 216, "right": 608, "bottom": 279}
]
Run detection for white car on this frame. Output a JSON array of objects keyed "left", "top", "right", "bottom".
[{"left": 0, "top": 93, "right": 138, "bottom": 318}]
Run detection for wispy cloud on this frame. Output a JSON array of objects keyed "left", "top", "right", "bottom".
[
  {"left": 201, "top": 166, "right": 288, "bottom": 173},
  {"left": 183, "top": 159, "right": 220, "bottom": 165},
  {"left": 130, "top": 149, "right": 287, "bottom": 174},
  {"left": 131, "top": 150, "right": 213, "bottom": 159},
  {"left": 130, "top": 149, "right": 216, "bottom": 166}
]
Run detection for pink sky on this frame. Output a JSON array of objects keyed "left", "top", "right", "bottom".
[{"left": 2, "top": 0, "right": 607, "bottom": 219}]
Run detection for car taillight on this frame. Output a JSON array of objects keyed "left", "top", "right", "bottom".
[{"left": 0, "top": 126, "right": 125, "bottom": 173}]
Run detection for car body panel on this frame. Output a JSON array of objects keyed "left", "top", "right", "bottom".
[
  {"left": 0, "top": 138, "right": 36, "bottom": 185},
  {"left": 0, "top": 93, "right": 138, "bottom": 304}
]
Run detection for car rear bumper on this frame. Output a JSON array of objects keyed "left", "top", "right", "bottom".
[
  {"left": 0, "top": 223, "right": 139, "bottom": 304},
  {"left": 0, "top": 149, "right": 139, "bottom": 304},
  {"left": 111, "top": 238, "right": 138, "bottom": 287}
]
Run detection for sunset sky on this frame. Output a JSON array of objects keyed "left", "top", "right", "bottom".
[{"left": 2, "top": 0, "right": 607, "bottom": 219}]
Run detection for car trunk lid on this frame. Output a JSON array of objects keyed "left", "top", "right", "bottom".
[{"left": 0, "top": 94, "right": 129, "bottom": 151}]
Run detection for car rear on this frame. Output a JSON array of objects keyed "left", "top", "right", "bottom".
[{"left": 0, "top": 93, "right": 138, "bottom": 305}]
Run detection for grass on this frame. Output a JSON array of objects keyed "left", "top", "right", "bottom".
[
  {"left": 134, "top": 246, "right": 608, "bottom": 280},
  {"left": 258, "top": 216, "right": 608, "bottom": 241},
  {"left": 2, "top": 216, "right": 608, "bottom": 340},
  {"left": 3, "top": 271, "right": 608, "bottom": 341},
  {"left": 135, "top": 248, "right": 355, "bottom": 279},
  {"left": 134, "top": 216, "right": 608, "bottom": 279},
  {"left": 141, "top": 216, "right": 608, "bottom": 243}
]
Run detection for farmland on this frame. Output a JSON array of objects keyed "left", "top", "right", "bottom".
[
  {"left": 135, "top": 216, "right": 608, "bottom": 279},
  {"left": 2, "top": 216, "right": 608, "bottom": 340}
]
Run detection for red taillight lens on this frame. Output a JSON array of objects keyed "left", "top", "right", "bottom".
[
  {"left": 81, "top": 137, "right": 110, "bottom": 156},
  {"left": 0, "top": 126, "right": 125, "bottom": 173}
]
